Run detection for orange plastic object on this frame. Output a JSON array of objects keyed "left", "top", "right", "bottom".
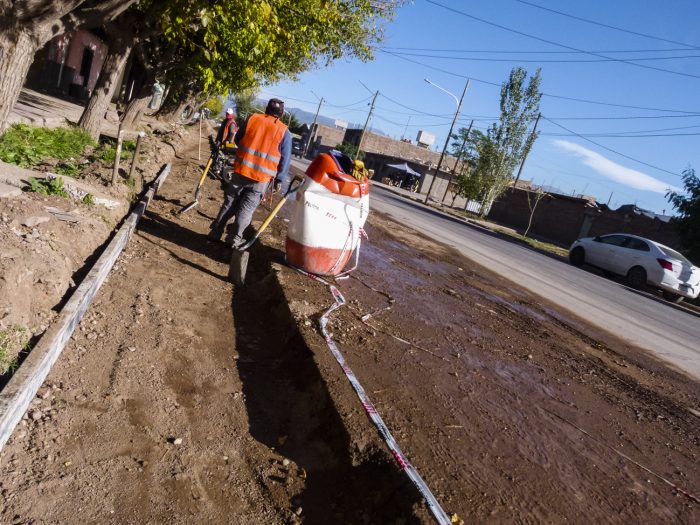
[{"left": 305, "top": 153, "right": 369, "bottom": 199}]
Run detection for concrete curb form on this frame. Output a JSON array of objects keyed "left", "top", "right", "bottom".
[{"left": 0, "top": 164, "right": 171, "bottom": 452}]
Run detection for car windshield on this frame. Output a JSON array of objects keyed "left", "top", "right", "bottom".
[{"left": 658, "top": 245, "right": 690, "bottom": 264}]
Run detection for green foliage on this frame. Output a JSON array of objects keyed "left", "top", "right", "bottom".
[
  {"left": 335, "top": 142, "right": 365, "bottom": 161},
  {"left": 0, "top": 124, "right": 95, "bottom": 167},
  {"left": 56, "top": 162, "right": 81, "bottom": 177},
  {"left": 158, "top": 0, "right": 400, "bottom": 101},
  {"left": 82, "top": 193, "right": 95, "bottom": 205},
  {"left": 0, "top": 326, "right": 30, "bottom": 375},
  {"left": 27, "top": 176, "right": 69, "bottom": 198},
  {"left": 455, "top": 67, "right": 542, "bottom": 211},
  {"left": 233, "top": 91, "right": 261, "bottom": 123},
  {"left": 285, "top": 112, "right": 304, "bottom": 133},
  {"left": 98, "top": 139, "right": 136, "bottom": 164},
  {"left": 667, "top": 167, "right": 700, "bottom": 263},
  {"left": 203, "top": 96, "right": 224, "bottom": 118}
]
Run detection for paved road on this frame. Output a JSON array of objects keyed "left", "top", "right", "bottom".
[{"left": 290, "top": 158, "right": 700, "bottom": 380}]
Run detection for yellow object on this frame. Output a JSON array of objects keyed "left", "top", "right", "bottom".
[{"left": 351, "top": 159, "right": 369, "bottom": 181}]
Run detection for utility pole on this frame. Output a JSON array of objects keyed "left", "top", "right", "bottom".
[
  {"left": 513, "top": 112, "right": 541, "bottom": 186},
  {"left": 356, "top": 90, "right": 378, "bottom": 161},
  {"left": 303, "top": 96, "right": 324, "bottom": 158},
  {"left": 606, "top": 191, "right": 614, "bottom": 206},
  {"left": 423, "top": 79, "right": 470, "bottom": 204},
  {"left": 441, "top": 119, "right": 473, "bottom": 204},
  {"left": 401, "top": 116, "right": 411, "bottom": 140}
]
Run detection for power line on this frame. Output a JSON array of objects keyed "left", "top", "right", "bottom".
[
  {"left": 544, "top": 131, "right": 700, "bottom": 138},
  {"left": 380, "top": 45, "right": 697, "bottom": 54},
  {"left": 541, "top": 116, "right": 682, "bottom": 177},
  {"left": 380, "top": 49, "right": 700, "bottom": 114},
  {"left": 545, "top": 114, "right": 700, "bottom": 121},
  {"left": 326, "top": 95, "right": 374, "bottom": 108},
  {"left": 383, "top": 49, "right": 700, "bottom": 63},
  {"left": 514, "top": 0, "right": 700, "bottom": 51},
  {"left": 425, "top": 0, "right": 700, "bottom": 80}
]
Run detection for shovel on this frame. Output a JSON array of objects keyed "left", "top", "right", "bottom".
[
  {"left": 228, "top": 177, "right": 302, "bottom": 285},
  {"left": 179, "top": 149, "right": 219, "bottom": 214}
]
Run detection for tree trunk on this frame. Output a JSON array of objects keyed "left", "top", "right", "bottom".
[
  {"left": 120, "top": 73, "right": 154, "bottom": 130},
  {"left": 78, "top": 39, "right": 132, "bottom": 140},
  {"left": 156, "top": 98, "right": 190, "bottom": 123},
  {"left": 0, "top": 30, "right": 40, "bottom": 133}
]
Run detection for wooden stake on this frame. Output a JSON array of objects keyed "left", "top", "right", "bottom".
[
  {"left": 128, "top": 131, "right": 146, "bottom": 193},
  {"left": 111, "top": 123, "right": 124, "bottom": 185}
]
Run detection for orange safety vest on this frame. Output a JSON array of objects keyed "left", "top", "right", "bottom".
[
  {"left": 234, "top": 113, "right": 288, "bottom": 183},
  {"left": 222, "top": 118, "right": 237, "bottom": 141}
]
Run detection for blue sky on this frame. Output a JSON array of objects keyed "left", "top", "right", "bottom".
[{"left": 265, "top": 0, "right": 700, "bottom": 214}]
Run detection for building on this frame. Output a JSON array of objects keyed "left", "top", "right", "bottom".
[
  {"left": 26, "top": 30, "right": 108, "bottom": 101},
  {"left": 307, "top": 123, "right": 465, "bottom": 202}
]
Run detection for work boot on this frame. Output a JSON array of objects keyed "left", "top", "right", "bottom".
[
  {"left": 226, "top": 233, "right": 245, "bottom": 248},
  {"left": 207, "top": 229, "right": 222, "bottom": 242}
]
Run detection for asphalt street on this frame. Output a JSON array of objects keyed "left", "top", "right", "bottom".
[{"left": 290, "top": 158, "right": 699, "bottom": 380}]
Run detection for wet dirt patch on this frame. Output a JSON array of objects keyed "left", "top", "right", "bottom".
[{"left": 264, "top": 202, "right": 700, "bottom": 523}]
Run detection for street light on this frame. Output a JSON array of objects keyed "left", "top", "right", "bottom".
[{"left": 422, "top": 78, "right": 470, "bottom": 204}]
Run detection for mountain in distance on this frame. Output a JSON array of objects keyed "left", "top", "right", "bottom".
[{"left": 225, "top": 95, "right": 389, "bottom": 136}]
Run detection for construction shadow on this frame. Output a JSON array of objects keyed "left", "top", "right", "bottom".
[
  {"left": 231, "top": 243, "right": 423, "bottom": 524},
  {"left": 137, "top": 209, "right": 230, "bottom": 279}
]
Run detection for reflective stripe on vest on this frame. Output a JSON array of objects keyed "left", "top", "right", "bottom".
[
  {"left": 234, "top": 114, "right": 287, "bottom": 183},
  {"left": 237, "top": 144, "right": 281, "bottom": 163},
  {"left": 235, "top": 157, "right": 277, "bottom": 177}
]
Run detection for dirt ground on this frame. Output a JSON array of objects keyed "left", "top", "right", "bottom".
[
  {"left": 0, "top": 135, "right": 698, "bottom": 524},
  {"left": 0, "top": 127, "right": 187, "bottom": 368}
]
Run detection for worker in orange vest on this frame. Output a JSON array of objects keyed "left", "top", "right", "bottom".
[
  {"left": 215, "top": 108, "right": 238, "bottom": 152},
  {"left": 207, "top": 98, "right": 291, "bottom": 246}
]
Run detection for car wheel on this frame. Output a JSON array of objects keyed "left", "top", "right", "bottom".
[
  {"left": 662, "top": 291, "right": 684, "bottom": 303},
  {"left": 569, "top": 246, "right": 585, "bottom": 267},
  {"left": 626, "top": 266, "right": 647, "bottom": 290}
]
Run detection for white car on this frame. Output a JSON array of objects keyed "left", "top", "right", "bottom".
[{"left": 569, "top": 233, "right": 700, "bottom": 302}]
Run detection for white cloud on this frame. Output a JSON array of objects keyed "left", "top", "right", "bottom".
[{"left": 552, "top": 140, "right": 680, "bottom": 194}]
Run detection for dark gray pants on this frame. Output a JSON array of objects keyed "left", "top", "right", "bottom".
[{"left": 209, "top": 172, "right": 269, "bottom": 242}]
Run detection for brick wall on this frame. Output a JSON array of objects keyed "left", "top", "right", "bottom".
[{"left": 488, "top": 187, "right": 679, "bottom": 248}]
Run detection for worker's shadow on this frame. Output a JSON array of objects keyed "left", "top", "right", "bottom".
[
  {"left": 231, "top": 244, "right": 422, "bottom": 524},
  {"left": 137, "top": 209, "right": 230, "bottom": 281}
]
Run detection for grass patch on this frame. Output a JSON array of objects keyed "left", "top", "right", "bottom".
[
  {"left": 97, "top": 138, "right": 136, "bottom": 164},
  {"left": 27, "top": 176, "right": 69, "bottom": 198},
  {"left": 441, "top": 207, "right": 569, "bottom": 258},
  {"left": 0, "top": 326, "right": 30, "bottom": 375},
  {"left": 0, "top": 123, "right": 95, "bottom": 167},
  {"left": 512, "top": 234, "right": 569, "bottom": 258}
]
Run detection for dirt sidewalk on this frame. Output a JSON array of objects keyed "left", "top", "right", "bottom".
[{"left": 0, "top": 142, "right": 423, "bottom": 524}]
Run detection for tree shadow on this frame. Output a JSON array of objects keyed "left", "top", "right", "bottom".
[{"left": 231, "top": 243, "right": 423, "bottom": 524}]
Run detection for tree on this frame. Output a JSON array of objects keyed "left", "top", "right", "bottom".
[
  {"left": 523, "top": 186, "right": 549, "bottom": 238},
  {"left": 0, "top": 0, "right": 137, "bottom": 132},
  {"left": 285, "top": 112, "right": 303, "bottom": 133},
  {"left": 460, "top": 67, "right": 542, "bottom": 213},
  {"left": 119, "top": 0, "right": 399, "bottom": 128},
  {"left": 233, "top": 91, "right": 261, "bottom": 123},
  {"left": 202, "top": 96, "right": 224, "bottom": 119},
  {"left": 335, "top": 142, "right": 365, "bottom": 161},
  {"left": 453, "top": 129, "right": 492, "bottom": 206},
  {"left": 667, "top": 167, "right": 700, "bottom": 263}
]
